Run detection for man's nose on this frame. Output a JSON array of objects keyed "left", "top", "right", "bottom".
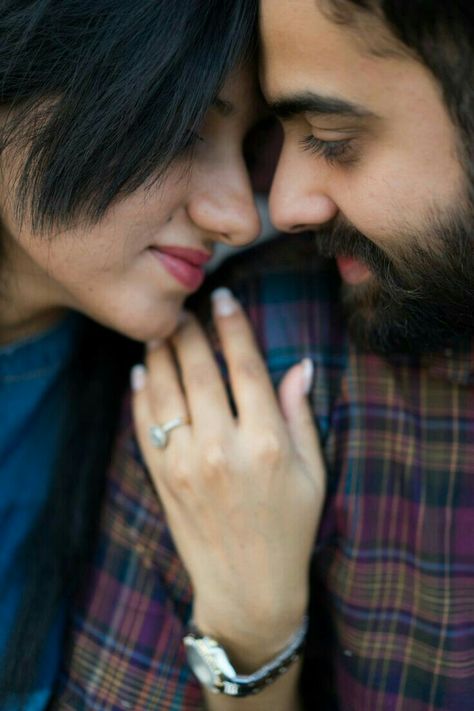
[
  {"left": 269, "top": 143, "right": 338, "bottom": 233},
  {"left": 187, "top": 163, "right": 261, "bottom": 247}
]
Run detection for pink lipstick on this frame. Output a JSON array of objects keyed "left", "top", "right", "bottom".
[{"left": 149, "top": 246, "right": 212, "bottom": 291}]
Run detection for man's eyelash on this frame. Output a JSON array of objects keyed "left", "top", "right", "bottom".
[{"left": 299, "top": 134, "right": 353, "bottom": 164}]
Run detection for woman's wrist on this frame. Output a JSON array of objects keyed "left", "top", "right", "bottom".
[
  {"left": 191, "top": 604, "right": 308, "bottom": 673},
  {"left": 185, "top": 615, "right": 307, "bottom": 703}
]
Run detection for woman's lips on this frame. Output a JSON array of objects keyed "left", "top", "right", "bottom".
[
  {"left": 149, "top": 246, "right": 211, "bottom": 291},
  {"left": 336, "top": 256, "right": 372, "bottom": 285}
]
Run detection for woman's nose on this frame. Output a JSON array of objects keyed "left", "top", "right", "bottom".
[
  {"left": 269, "top": 143, "right": 338, "bottom": 233},
  {"left": 187, "top": 162, "right": 261, "bottom": 247}
]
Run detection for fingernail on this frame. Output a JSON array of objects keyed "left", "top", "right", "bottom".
[
  {"left": 147, "top": 338, "right": 163, "bottom": 352},
  {"left": 211, "top": 288, "right": 238, "bottom": 317},
  {"left": 301, "top": 358, "right": 314, "bottom": 395},
  {"left": 131, "top": 364, "right": 147, "bottom": 391}
]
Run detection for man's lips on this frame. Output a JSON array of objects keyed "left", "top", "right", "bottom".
[
  {"left": 336, "top": 256, "right": 372, "bottom": 285},
  {"left": 149, "top": 246, "right": 212, "bottom": 291}
]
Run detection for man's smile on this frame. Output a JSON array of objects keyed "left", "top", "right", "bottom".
[{"left": 335, "top": 255, "right": 372, "bottom": 285}]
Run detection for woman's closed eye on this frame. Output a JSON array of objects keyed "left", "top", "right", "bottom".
[{"left": 181, "top": 129, "right": 206, "bottom": 153}]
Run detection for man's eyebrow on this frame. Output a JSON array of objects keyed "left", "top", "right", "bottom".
[
  {"left": 212, "top": 97, "right": 235, "bottom": 117},
  {"left": 269, "top": 91, "right": 376, "bottom": 120}
]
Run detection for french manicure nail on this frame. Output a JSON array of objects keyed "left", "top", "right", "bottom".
[
  {"left": 131, "top": 364, "right": 147, "bottom": 391},
  {"left": 301, "top": 358, "right": 314, "bottom": 395},
  {"left": 211, "top": 287, "right": 238, "bottom": 317}
]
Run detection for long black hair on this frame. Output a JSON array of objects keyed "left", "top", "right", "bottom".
[
  {"left": 0, "top": 0, "right": 257, "bottom": 702},
  {"left": 0, "top": 0, "right": 257, "bottom": 232}
]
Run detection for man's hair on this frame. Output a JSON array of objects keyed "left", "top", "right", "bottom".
[
  {"left": 323, "top": 1, "right": 474, "bottom": 191},
  {"left": 0, "top": 0, "right": 257, "bottom": 232}
]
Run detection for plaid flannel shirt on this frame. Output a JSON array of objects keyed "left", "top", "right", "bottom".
[{"left": 53, "top": 235, "right": 474, "bottom": 711}]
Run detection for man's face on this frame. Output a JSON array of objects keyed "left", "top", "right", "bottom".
[{"left": 260, "top": 0, "right": 474, "bottom": 354}]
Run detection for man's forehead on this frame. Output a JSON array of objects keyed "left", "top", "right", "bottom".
[
  {"left": 259, "top": 0, "right": 406, "bottom": 112},
  {"left": 260, "top": 0, "right": 361, "bottom": 98},
  {"left": 260, "top": 0, "right": 398, "bottom": 60}
]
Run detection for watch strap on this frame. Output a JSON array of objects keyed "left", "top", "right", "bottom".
[{"left": 184, "top": 616, "right": 308, "bottom": 697}]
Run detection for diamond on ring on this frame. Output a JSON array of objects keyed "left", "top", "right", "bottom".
[
  {"left": 149, "top": 416, "right": 189, "bottom": 449},
  {"left": 149, "top": 426, "right": 168, "bottom": 448}
]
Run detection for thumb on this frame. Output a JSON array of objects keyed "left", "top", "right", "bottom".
[{"left": 278, "top": 359, "right": 324, "bottom": 475}]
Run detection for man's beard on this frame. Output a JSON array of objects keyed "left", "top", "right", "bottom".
[{"left": 313, "top": 203, "right": 474, "bottom": 355}]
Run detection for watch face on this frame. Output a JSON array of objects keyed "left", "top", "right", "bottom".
[{"left": 185, "top": 642, "right": 217, "bottom": 688}]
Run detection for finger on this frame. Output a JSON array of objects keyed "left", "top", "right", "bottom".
[
  {"left": 170, "top": 313, "right": 233, "bottom": 432},
  {"left": 145, "top": 341, "right": 190, "bottom": 426},
  {"left": 130, "top": 362, "right": 172, "bottom": 500},
  {"left": 130, "top": 363, "right": 157, "bottom": 463},
  {"left": 210, "top": 288, "right": 281, "bottom": 424},
  {"left": 278, "top": 359, "right": 325, "bottom": 488},
  {"left": 131, "top": 344, "right": 191, "bottom": 472},
  {"left": 130, "top": 351, "right": 191, "bottom": 497}
]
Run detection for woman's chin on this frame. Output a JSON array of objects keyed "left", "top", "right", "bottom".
[
  {"left": 76, "top": 292, "right": 186, "bottom": 342},
  {"left": 113, "top": 310, "right": 183, "bottom": 343}
]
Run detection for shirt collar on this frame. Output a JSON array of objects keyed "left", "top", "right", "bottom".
[{"left": 422, "top": 337, "right": 474, "bottom": 386}]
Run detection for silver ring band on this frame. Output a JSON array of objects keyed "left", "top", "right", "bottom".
[{"left": 149, "top": 416, "right": 189, "bottom": 449}]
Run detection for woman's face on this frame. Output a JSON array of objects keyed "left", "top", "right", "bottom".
[{"left": 0, "top": 67, "right": 261, "bottom": 342}]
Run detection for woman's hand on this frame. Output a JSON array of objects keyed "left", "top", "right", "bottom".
[{"left": 131, "top": 288, "right": 326, "bottom": 670}]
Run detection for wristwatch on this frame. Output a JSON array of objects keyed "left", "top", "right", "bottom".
[{"left": 183, "top": 617, "right": 308, "bottom": 697}]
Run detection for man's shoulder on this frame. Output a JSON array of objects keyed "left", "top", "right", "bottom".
[
  {"left": 201, "top": 232, "right": 341, "bottom": 298},
  {"left": 194, "top": 233, "right": 349, "bottom": 376}
]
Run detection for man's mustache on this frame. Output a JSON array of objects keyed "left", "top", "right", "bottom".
[{"left": 312, "top": 220, "right": 399, "bottom": 286}]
